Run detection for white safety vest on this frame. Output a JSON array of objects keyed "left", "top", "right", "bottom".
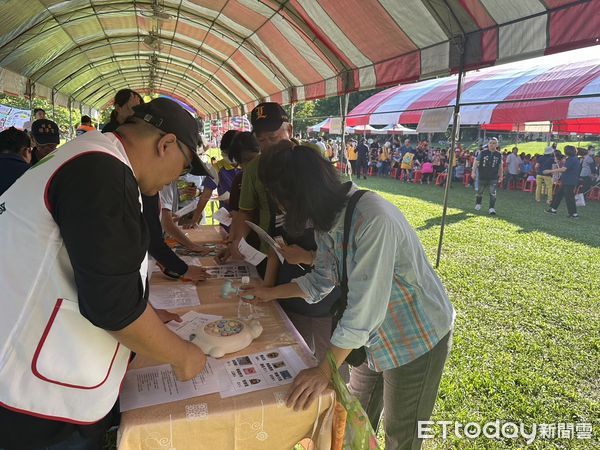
[{"left": 0, "top": 131, "right": 147, "bottom": 423}]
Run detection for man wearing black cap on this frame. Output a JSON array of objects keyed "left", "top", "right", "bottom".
[
  {"left": 30, "top": 117, "right": 60, "bottom": 165},
  {"left": 225, "top": 102, "right": 292, "bottom": 263},
  {"left": 224, "top": 103, "right": 343, "bottom": 372},
  {"left": 0, "top": 98, "right": 209, "bottom": 450}
]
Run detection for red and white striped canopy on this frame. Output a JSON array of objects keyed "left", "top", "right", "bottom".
[
  {"left": 347, "top": 47, "right": 600, "bottom": 127},
  {"left": 307, "top": 117, "right": 353, "bottom": 134},
  {"left": 0, "top": 0, "right": 598, "bottom": 117}
]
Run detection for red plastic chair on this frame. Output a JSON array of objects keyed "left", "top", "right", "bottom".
[
  {"left": 435, "top": 173, "right": 447, "bottom": 186},
  {"left": 390, "top": 168, "right": 398, "bottom": 179},
  {"left": 588, "top": 186, "right": 600, "bottom": 201},
  {"left": 463, "top": 172, "right": 471, "bottom": 187},
  {"left": 368, "top": 166, "right": 374, "bottom": 176},
  {"left": 522, "top": 179, "right": 536, "bottom": 192},
  {"left": 506, "top": 178, "right": 518, "bottom": 190},
  {"left": 413, "top": 170, "right": 423, "bottom": 184}
]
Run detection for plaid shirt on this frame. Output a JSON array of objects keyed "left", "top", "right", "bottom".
[{"left": 294, "top": 187, "right": 455, "bottom": 371}]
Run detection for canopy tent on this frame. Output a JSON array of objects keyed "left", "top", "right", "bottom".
[
  {"left": 0, "top": 0, "right": 598, "bottom": 118},
  {"left": 307, "top": 118, "right": 330, "bottom": 133},
  {"left": 307, "top": 117, "right": 352, "bottom": 134},
  {"left": 157, "top": 94, "right": 196, "bottom": 115},
  {"left": 553, "top": 118, "right": 600, "bottom": 134},
  {"left": 351, "top": 124, "right": 380, "bottom": 134},
  {"left": 481, "top": 122, "right": 552, "bottom": 132},
  {"left": 1, "top": 1, "right": 598, "bottom": 268},
  {"left": 378, "top": 124, "right": 418, "bottom": 135},
  {"left": 481, "top": 118, "right": 600, "bottom": 135},
  {"left": 347, "top": 46, "right": 600, "bottom": 127},
  {"left": 308, "top": 120, "right": 416, "bottom": 136}
]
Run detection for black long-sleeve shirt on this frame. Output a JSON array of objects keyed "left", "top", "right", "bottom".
[{"left": 142, "top": 193, "right": 188, "bottom": 277}]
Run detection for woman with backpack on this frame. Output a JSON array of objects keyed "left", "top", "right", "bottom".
[{"left": 242, "top": 141, "right": 455, "bottom": 450}]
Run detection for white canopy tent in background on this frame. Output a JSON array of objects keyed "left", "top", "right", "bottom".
[
  {"left": 308, "top": 119, "right": 417, "bottom": 136},
  {"left": 378, "top": 124, "right": 418, "bottom": 135},
  {"left": 351, "top": 124, "right": 379, "bottom": 134}
]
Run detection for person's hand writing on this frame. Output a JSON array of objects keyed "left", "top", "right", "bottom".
[
  {"left": 286, "top": 365, "right": 331, "bottom": 411},
  {"left": 172, "top": 341, "right": 207, "bottom": 381},
  {"left": 279, "top": 245, "right": 314, "bottom": 266}
]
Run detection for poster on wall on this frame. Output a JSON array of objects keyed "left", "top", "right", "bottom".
[{"left": 0, "top": 104, "right": 30, "bottom": 131}]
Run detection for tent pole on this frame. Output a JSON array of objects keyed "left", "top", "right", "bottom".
[
  {"left": 68, "top": 96, "right": 73, "bottom": 141},
  {"left": 290, "top": 102, "right": 295, "bottom": 135},
  {"left": 51, "top": 89, "right": 56, "bottom": 122},
  {"left": 436, "top": 46, "right": 465, "bottom": 268},
  {"left": 340, "top": 93, "right": 349, "bottom": 178},
  {"left": 339, "top": 97, "right": 343, "bottom": 176}
]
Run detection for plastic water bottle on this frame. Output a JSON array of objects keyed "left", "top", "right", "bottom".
[{"left": 237, "top": 276, "right": 254, "bottom": 320}]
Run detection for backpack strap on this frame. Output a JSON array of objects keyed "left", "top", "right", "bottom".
[{"left": 337, "top": 189, "right": 369, "bottom": 317}]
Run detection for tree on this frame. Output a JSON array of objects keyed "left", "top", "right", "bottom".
[
  {"left": 290, "top": 87, "right": 387, "bottom": 132},
  {"left": 99, "top": 108, "right": 112, "bottom": 127},
  {"left": 0, "top": 94, "right": 81, "bottom": 137},
  {"left": 283, "top": 101, "right": 315, "bottom": 135}
]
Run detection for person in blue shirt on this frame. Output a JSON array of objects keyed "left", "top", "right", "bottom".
[
  {"left": 545, "top": 145, "right": 580, "bottom": 218},
  {"left": 520, "top": 156, "right": 532, "bottom": 179},
  {"left": 0, "top": 127, "right": 32, "bottom": 195}
]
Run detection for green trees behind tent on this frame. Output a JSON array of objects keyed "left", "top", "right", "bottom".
[{"left": 0, "top": 94, "right": 82, "bottom": 135}]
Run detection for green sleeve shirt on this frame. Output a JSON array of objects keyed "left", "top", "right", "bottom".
[{"left": 238, "top": 155, "right": 272, "bottom": 253}]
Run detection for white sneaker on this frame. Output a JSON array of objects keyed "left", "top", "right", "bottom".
[
  {"left": 489, "top": 208, "right": 496, "bottom": 215},
  {"left": 474, "top": 204, "right": 481, "bottom": 211}
]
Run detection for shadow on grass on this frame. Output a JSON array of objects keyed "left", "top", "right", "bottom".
[
  {"left": 416, "top": 211, "right": 473, "bottom": 231},
  {"left": 350, "top": 175, "right": 600, "bottom": 248}
]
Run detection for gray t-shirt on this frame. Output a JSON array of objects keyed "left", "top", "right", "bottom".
[{"left": 580, "top": 155, "right": 594, "bottom": 177}]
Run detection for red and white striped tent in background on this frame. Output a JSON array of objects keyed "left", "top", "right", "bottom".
[
  {"left": 346, "top": 47, "right": 600, "bottom": 133},
  {"left": 0, "top": 0, "right": 597, "bottom": 265},
  {"left": 0, "top": 1, "right": 597, "bottom": 118},
  {"left": 307, "top": 117, "right": 354, "bottom": 134}
]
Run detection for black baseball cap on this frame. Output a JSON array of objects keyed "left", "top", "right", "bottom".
[
  {"left": 31, "top": 119, "right": 60, "bottom": 145},
  {"left": 250, "top": 102, "right": 289, "bottom": 134},
  {"left": 132, "top": 98, "right": 208, "bottom": 176}
]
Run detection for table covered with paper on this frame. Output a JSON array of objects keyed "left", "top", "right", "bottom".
[{"left": 117, "top": 226, "right": 335, "bottom": 450}]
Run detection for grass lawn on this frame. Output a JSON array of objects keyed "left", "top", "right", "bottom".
[
  {"left": 348, "top": 175, "right": 599, "bottom": 449},
  {"left": 463, "top": 140, "right": 598, "bottom": 156}
]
